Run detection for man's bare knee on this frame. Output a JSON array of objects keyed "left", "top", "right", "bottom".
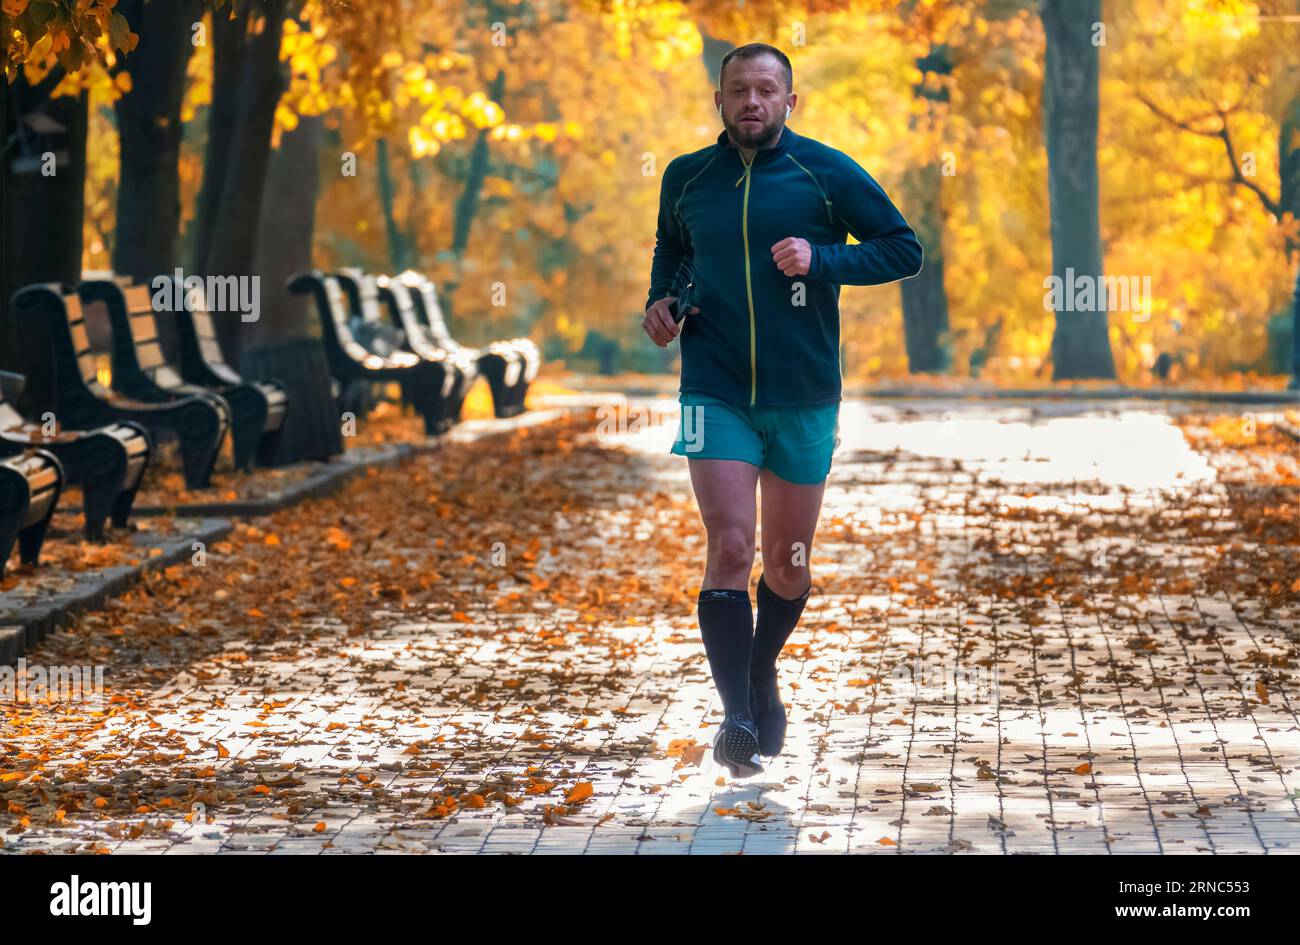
[{"left": 706, "top": 527, "right": 755, "bottom": 585}]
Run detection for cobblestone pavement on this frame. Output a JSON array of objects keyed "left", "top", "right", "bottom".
[{"left": 2, "top": 399, "right": 1297, "bottom": 854}]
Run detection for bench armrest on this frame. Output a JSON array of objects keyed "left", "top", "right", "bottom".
[{"left": 0, "top": 370, "right": 26, "bottom": 397}]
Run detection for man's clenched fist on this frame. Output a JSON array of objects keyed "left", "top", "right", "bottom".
[
  {"left": 642, "top": 296, "right": 698, "bottom": 347},
  {"left": 772, "top": 236, "right": 812, "bottom": 276}
]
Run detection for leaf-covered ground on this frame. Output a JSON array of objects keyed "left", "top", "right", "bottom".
[{"left": 1, "top": 399, "right": 1296, "bottom": 854}]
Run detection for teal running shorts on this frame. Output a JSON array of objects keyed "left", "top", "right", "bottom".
[{"left": 669, "top": 391, "right": 841, "bottom": 484}]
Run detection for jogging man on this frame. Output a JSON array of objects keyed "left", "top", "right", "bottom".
[{"left": 642, "top": 43, "right": 923, "bottom": 778}]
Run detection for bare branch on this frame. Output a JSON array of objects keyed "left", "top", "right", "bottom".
[
  {"left": 1135, "top": 91, "right": 1221, "bottom": 137},
  {"left": 1136, "top": 86, "right": 1282, "bottom": 219},
  {"left": 1216, "top": 111, "right": 1282, "bottom": 217}
]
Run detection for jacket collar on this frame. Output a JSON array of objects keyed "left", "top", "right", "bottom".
[{"left": 716, "top": 123, "right": 798, "bottom": 164}]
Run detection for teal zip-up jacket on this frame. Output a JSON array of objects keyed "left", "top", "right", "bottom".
[{"left": 645, "top": 125, "right": 923, "bottom": 407}]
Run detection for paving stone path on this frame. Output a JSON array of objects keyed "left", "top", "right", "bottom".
[{"left": 2, "top": 399, "right": 1297, "bottom": 854}]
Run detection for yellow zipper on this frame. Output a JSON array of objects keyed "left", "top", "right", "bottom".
[{"left": 736, "top": 156, "right": 757, "bottom": 405}]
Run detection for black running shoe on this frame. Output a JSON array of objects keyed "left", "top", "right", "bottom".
[
  {"left": 749, "top": 673, "right": 786, "bottom": 757},
  {"left": 713, "top": 712, "right": 764, "bottom": 778}
]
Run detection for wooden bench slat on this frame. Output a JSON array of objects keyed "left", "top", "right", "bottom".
[
  {"left": 6, "top": 454, "right": 43, "bottom": 474},
  {"left": 124, "top": 285, "right": 153, "bottom": 312},
  {"left": 192, "top": 309, "right": 219, "bottom": 340},
  {"left": 136, "top": 342, "right": 165, "bottom": 369},
  {"left": 0, "top": 401, "right": 24, "bottom": 431},
  {"left": 128, "top": 312, "right": 159, "bottom": 342},
  {"left": 70, "top": 321, "right": 91, "bottom": 354},
  {"left": 199, "top": 337, "right": 224, "bottom": 363},
  {"left": 26, "top": 466, "right": 60, "bottom": 491},
  {"left": 151, "top": 365, "right": 185, "bottom": 388}
]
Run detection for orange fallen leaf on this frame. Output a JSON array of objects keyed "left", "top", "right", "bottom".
[{"left": 565, "top": 782, "right": 593, "bottom": 804}]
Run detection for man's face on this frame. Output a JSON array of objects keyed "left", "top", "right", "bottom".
[{"left": 717, "top": 54, "right": 793, "bottom": 149}]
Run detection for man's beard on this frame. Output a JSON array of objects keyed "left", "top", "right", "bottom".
[{"left": 727, "top": 113, "right": 782, "bottom": 149}]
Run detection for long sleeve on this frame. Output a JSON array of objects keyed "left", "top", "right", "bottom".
[
  {"left": 807, "top": 153, "right": 923, "bottom": 286},
  {"left": 645, "top": 162, "right": 695, "bottom": 311}
]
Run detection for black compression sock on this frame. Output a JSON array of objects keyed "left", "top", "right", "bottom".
[
  {"left": 750, "top": 574, "right": 810, "bottom": 680},
  {"left": 696, "top": 588, "right": 754, "bottom": 718}
]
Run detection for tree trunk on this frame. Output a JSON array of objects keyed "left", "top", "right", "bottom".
[
  {"left": 406, "top": 155, "right": 432, "bottom": 272},
  {"left": 1280, "top": 91, "right": 1299, "bottom": 382},
  {"left": 251, "top": 114, "right": 323, "bottom": 345},
  {"left": 0, "top": 71, "right": 88, "bottom": 414},
  {"left": 698, "top": 30, "right": 735, "bottom": 87},
  {"left": 900, "top": 45, "right": 952, "bottom": 374},
  {"left": 1291, "top": 266, "right": 1300, "bottom": 384},
  {"left": 690, "top": 28, "right": 734, "bottom": 378},
  {"left": 238, "top": 337, "right": 343, "bottom": 462},
  {"left": 190, "top": 0, "right": 291, "bottom": 366},
  {"left": 376, "top": 136, "right": 412, "bottom": 273},
  {"left": 441, "top": 67, "right": 506, "bottom": 332},
  {"left": 1041, "top": 0, "right": 1116, "bottom": 380},
  {"left": 899, "top": 165, "right": 951, "bottom": 373},
  {"left": 111, "top": 0, "right": 205, "bottom": 283}
]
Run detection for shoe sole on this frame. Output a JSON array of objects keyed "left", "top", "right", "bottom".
[{"left": 713, "top": 723, "right": 763, "bottom": 778}]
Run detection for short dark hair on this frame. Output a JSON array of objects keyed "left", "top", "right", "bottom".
[{"left": 719, "top": 43, "right": 793, "bottom": 95}]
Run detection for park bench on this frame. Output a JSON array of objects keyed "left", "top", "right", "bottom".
[
  {"left": 374, "top": 274, "right": 477, "bottom": 431},
  {"left": 78, "top": 276, "right": 289, "bottom": 472},
  {"left": 287, "top": 269, "right": 446, "bottom": 434},
  {"left": 397, "top": 270, "right": 539, "bottom": 418},
  {"left": 0, "top": 370, "right": 150, "bottom": 542},
  {"left": 0, "top": 448, "right": 63, "bottom": 581},
  {"left": 170, "top": 276, "right": 291, "bottom": 467},
  {"left": 332, "top": 269, "right": 408, "bottom": 358},
  {"left": 11, "top": 284, "right": 230, "bottom": 490},
  {"left": 333, "top": 268, "right": 457, "bottom": 434}
]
